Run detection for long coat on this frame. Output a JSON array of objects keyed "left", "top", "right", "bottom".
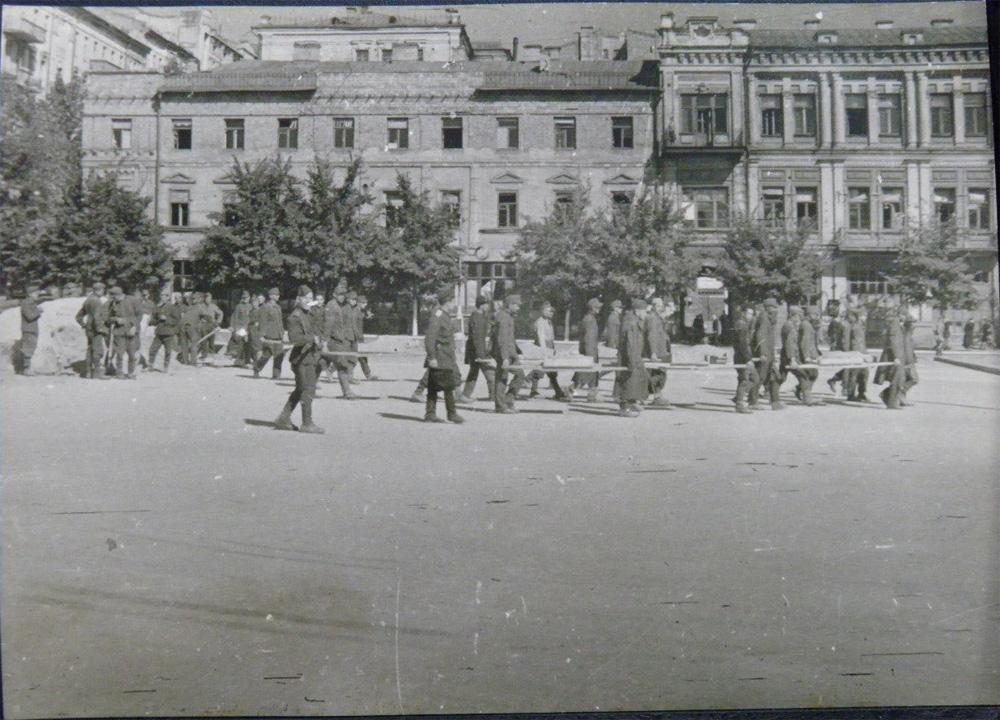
[
  {"left": 874, "top": 317, "right": 905, "bottom": 385},
  {"left": 602, "top": 310, "right": 622, "bottom": 349},
  {"left": 751, "top": 311, "right": 780, "bottom": 384},
  {"left": 613, "top": 310, "right": 647, "bottom": 403},
  {"left": 464, "top": 306, "right": 491, "bottom": 364},
  {"left": 425, "top": 309, "right": 460, "bottom": 373},
  {"left": 578, "top": 312, "right": 600, "bottom": 360},
  {"left": 733, "top": 317, "right": 753, "bottom": 365},
  {"left": 324, "top": 299, "right": 354, "bottom": 371},
  {"left": 490, "top": 309, "right": 518, "bottom": 364}
]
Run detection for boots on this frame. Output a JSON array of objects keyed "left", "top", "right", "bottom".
[
  {"left": 425, "top": 392, "right": 445, "bottom": 422},
  {"left": 769, "top": 383, "right": 786, "bottom": 410},
  {"left": 274, "top": 399, "right": 298, "bottom": 431},
  {"left": 445, "top": 390, "right": 464, "bottom": 424},
  {"left": 339, "top": 371, "right": 357, "bottom": 399},
  {"left": 458, "top": 378, "right": 477, "bottom": 404},
  {"left": 528, "top": 374, "right": 540, "bottom": 398},
  {"left": 299, "top": 400, "right": 324, "bottom": 434}
]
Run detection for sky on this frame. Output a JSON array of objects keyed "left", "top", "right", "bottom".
[{"left": 133, "top": 1, "right": 989, "bottom": 48}]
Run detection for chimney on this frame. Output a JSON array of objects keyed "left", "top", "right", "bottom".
[
  {"left": 930, "top": 18, "right": 953, "bottom": 26},
  {"left": 660, "top": 13, "right": 674, "bottom": 30},
  {"left": 875, "top": 20, "right": 894, "bottom": 30},
  {"left": 445, "top": 8, "right": 460, "bottom": 25},
  {"left": 512, "top": 36, "right": 518, "bottom": 61},
  {"left": 259, "top": 14, "right": 271, "bottom": 25},
  {"left": 733, "top": 19, "right": 757, "bottom": 31}
]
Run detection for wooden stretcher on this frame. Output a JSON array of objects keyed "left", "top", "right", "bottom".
[{"left": 475, "top": 359, "right": 628, "bottom": 372}]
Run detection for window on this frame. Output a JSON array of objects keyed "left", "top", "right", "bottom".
[
  {"left": 387, "top": 117, "right": 409, "bottom": 149},
  {"left": 930, "top": 94, "right": 954, "bottom": 137},
  {"left": 224, "top": 118, "right": 244, "bottom": 150},
  {"left": 441, "top": 191, "right": 461, "bottom": 222},
  {"left": 762, "top": 187, "right": 785, "bottom": 225},
  {"left": 793, "top": 94, "right": 817, "bottom": 137},
  {"left": 555, "top": 117, "right": 576, "bottom": 149},
  {"left": 612, "top": 116, "right": 634, "bottom": 148},
  {"left": 760, "top": 94, "right": 783, "bottom": 137},
  {"left": 877, "top": 94, "right": 901, "bottom": 137},
  {"left": 684, "top": 188, "right": 729, "bottom": 229},
  {"left": 847, "top": 187, "right": 871, "bottom": 229},
  {"left": 933, "top": 188, "right": 955, "bottom": 223},
  {"left": 333, "top": 117, "right": 354, "bottom": 149},
  {"left": 384, "top": 191, "right": 404, "bottom": 228},
  {"left": 848, "top": 265, "right": 892, "bottom": 295},
  {"left": 355, "top": 48, "right": 369, "bottom": 61},
  {"left": 112, "top": 118, "right": 132, "bottom": 149},
  {"left": 277, "top": 118, "right": 298, "bottom": 149},
  {"left": 498, "top": 192, "right": 518, "bottom": 227},
  {"left": 463, "top": 262, "right": 517, "bottom": 281},
  {"left": 172, "top": 118, "right": 192, "bottom": 150},
  {"left": 442, "top": 116, "right": 463, "bottom": 149},
  {"left": 880, "top": 188, "right": 904, "bottom": 230},
  {"left": 497, "top": 117, "right": 519, "bottom": 149},
  {"left": 417, "top": 47, "right": 425, "bottom": 61},
  {"left": 554, "top": 191, "right": 575, "bottom": 220},
  {"left": 795, "top": 187, "right": 818, "bottom": 226},
  {"left": 968, "top": 189, "right": 991, "bottom": 230},
  {"left": 681, "top": 94, "right": 728, "bottom": 136},
  {"left": 611, "top": 191, "right": 633, "bottom": 206},
  {"left": 381, "top": 48, "right": 393, "bottom": 63},
  {"left": 844, "top": 94, "right": 868, "bottom": 137},
  {"left": 173, "top": 260, "right": 195, "bottom": 292},
  {"left": 169, "top": 189, "right": 190, "bottom": 227},
  {"left": 965, "top": 93, "right": 988, "bottom": 137}
]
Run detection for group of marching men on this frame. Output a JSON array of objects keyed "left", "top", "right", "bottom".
[{"left": 69, "top": 277, "right": 919, "bottom": 431}]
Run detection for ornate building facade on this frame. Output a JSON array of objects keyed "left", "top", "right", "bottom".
[{"left": 79, "top": 11, "right": 996, "bottom": 319}]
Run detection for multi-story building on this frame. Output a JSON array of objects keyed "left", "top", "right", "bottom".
[
  {"left": 656, "top": 14, "right": 995, "bottom": 321},
  {"left": 79, "top": 10, "right": 995, "bottom": 322}
]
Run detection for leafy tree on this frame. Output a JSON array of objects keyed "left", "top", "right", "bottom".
[
  {"left": 365, "top": 174, "right": 460, "bottom": 334},
  {"left": 888, "top": 219, "right": 982, "bottom": 315},
  {"left": 0, "top": 75, "right": 86, "bottom": 291},
  {"left": 713, "top": 215, "right": 830, "bottom": 305},
  {"left": 41, "top": 172, "right": 171, "bottom": 290},
  {"left": 510, "top": 185, "right": 699, "bottom": 333}
]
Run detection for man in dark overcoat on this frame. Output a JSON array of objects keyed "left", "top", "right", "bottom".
[
  {"left": 751, "top": 298, "right": 785, "bottom": 410},
  {"left": 613, "top": 297, "right": 648, "bottom": 417},
  {"left": 459, "top": 294, "right": 494, "bottom": 404},
  {"left": 424, "top": 289, "right": 465, "bottom": 423}
]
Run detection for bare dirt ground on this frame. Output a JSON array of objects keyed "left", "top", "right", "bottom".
[{"left": 2, "top": 353, "right": 998, "bottom": 718}]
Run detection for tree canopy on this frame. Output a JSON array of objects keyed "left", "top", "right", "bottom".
[{"left": 888, "top": 219, "right": 982, "bottom": 314}]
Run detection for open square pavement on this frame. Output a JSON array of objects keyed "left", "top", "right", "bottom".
[{"left": 2, "top": 352, "right": 998, "bottom": 717}]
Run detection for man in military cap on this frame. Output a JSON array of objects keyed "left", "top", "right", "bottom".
[
  {"left": 602, "top": 299, "right": 623, "bottom": 349},
  {"left": 148, "top": 292, "right": 182, "bottom": 372},
  {"left": 106, "top": 285, "right": 140, "bottom": 378},
  {"left": 324, "top": 282, "right": 357, "bottom": 398},
  {"left": 796, "top": 306, "right": 824, "bottom": 405},
  {"left": 179, "top": 292, "right": 202, "bottom": 366},
  {"left": 569, "top": 297, "right": 602, "bottom": 401},
  {"left": 274, "top": 285, "right": 324, "bottom": 434},
  {"left": 751, "top": 298, "right": 785, "bottom": 410},
  {"left": 843, "top": 309, "right": 870, "bottom": 402},
  {"left": 459, "top": 294, "right": 494, "bottom": 404},
  {"left": 76, "top": 281, "right": 109, "bottom": 378},
  {"left": 731, "top": 304, "right": 758, "bottom": 413},
  {"left": 826, "top": 303, "right": 849, "bottom": 395},
  {"left": 490, "top": 294, "right": 524, "bottom": 413},
  {"left": 229, "top": 291, "right": 253, "bottom": 367},
  {"left": 344, "top": 290, "right": 363, "bottom": 385},
  {"left": 780, "top": 305, "right": 805, "bottom": 401},
  {"left": 613, "top": 297, "right": 649, "bottom": 417},
  {"left": 643, "top": 297, "right": 672, "bottom": 408},
  {"left": 253, "top": 287, "right": 285, "bottom": 379},
  {"left": 18, "top": 284, "right": 42, "bottom": 375},
  {"left": 875, "top": 306, "right": 906, "bottom": 410},
  {"left": 423, "top": 288, "right": 465, "bottom": 423}
]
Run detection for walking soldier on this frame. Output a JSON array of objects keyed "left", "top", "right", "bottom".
[
  {"left": 844, "top": 309, "right": 870, "bottom": 402},
  {"left": 613, "top": 297, "right": 648, "bottom": 417},
  {"left": 229, "top": 291, "right": 253, "bottom": 367},
  {"left": 569, "top": 297, "right": 602, "bottom": 402},
  {"left": 324, "top": 283, "right": 357, "bottom": 398},
  {"left": 149, "top": 292, "right": 182, "bottom": 372},
  {"left": 253, "top": 288, "right": 285, "bottom": 379},
  {"left": 274, "top": 286, "right": 324, "bottom": 434},
  {"left": 423, "top": 288, "right": 465, "bottom": 424},
  {"left": 459, "top": 294, "right": 494, "bottom": 404},
  {"left": 751, "top": 298, "right": 785, "bottom": 410},
  {"left": 732, "top": 304, "right": 759, "bottom": 413},
  {"left": 107, "top": 285, "right": 140, "bottom": 379},
  {"left": 490, "top": 294, "right": 525, "bottom": 413}
]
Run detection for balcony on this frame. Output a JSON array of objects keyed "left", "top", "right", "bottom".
[{"left": 661, "top": 129, "right": 745, "bottom": 155}]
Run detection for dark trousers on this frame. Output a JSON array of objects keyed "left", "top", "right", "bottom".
[
  {"left": 19, "top": 331, "right": 38, "bottom": 372},
  {"left": 111, "top": 332, "right": 138, "bottom": 377},
  {"left": 179, "top": 325, "right": 199, "bottom": 364},
  {"left": 736, "top": 363, "right": 760, "bottom": 405},
  {"left": 755, "top": 360, "right": 782, "bottom": 405},
  {"left": 902, "top": 366, "right": 919, "bottom": 395},
  {"left": 149, "top": 334, "right": 177, "bottom": 369},
  {"left": 461, "top": 361, "right": 495, "bottom": 399},
  {"left": 798, "top": 368, "right": 819, "bottom": 404},
  {"left": 845, "top": 368, "right": 869, "bottom": 400},
  {"left": 279, "top": 361, "right": 320, "bottom": 425},
  {"left": 85, "top": 332, "right": 107, "bottom": 377},
  {"left": 882, "top": 363, "right": 905, "bottom": 408},
  {"left": 647, "top": 368, "right": 667, "bottom": 397},
  {"left": 494, "top": 364, "right": 525, "bottom": 409},
  {"left": 255, "top": 339, "right": 285, "bottom": 377},
  {"left": 358, "top": 356, "right": 373, "bottom": 378},
  {"left": 530, "top": 369, "right": 563, "bottom": 396},
  {"left": 426, "top": 367, "right": 459, "bottom": 419}
]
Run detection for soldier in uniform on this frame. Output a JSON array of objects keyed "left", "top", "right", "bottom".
[
  {"left": 459, "top": 294, "right": 494, "bottom": 404},
  {"left": 751, "top": 298, "right": 785, "bottom": 410},
  {"left": 148, "top": 292, "right": 182, "bottom": 372},
  {"left": 324, "top": 283, "right": 357, "bottom": 398},
  {"left": 229, "top": 291, "right": 253, "bottom": 367},
  {"left": 253, "top": 288, "right": 285, "bottom": 379},
  {"left": 732, "top": 304, "right": 759, "bottom": 413},
  {"left": 198, "top": 291, "right": 224, "bottom": 359},
  {"left": 18, "top": 284, "right": 42, "bottom": 375},
  {"left": 900, "top": 314, "right": 919, "bottom": 406},
  {"left": 273, "top": 285, "right": 324, "bottom": 434},
  {"left": 644, "top": 297, "right": 672, "bottom": 408},
  {"left": 106, "top": 285, "right": 140, "bottom": 378},
  {"left": 844, "top": 309, "right": 870, "bottom": 402},
  {"left": 780, "top": 305, "right": 805, "bottom": 402},
  {"left": 528, "top": 301, "right": 567, "bottom": 400},
  {"left": 826, "top": 305, "right": 849, "bottom": 395},
  {"left": 179, "top": 292, "right": 202, "bottom": 366},
  {"left": 568, "top": 297, "right": 602, "bottom": 402},
  {"left": 423, "top": 289, "right": 465, "bottom": 423},
  {"left": 354, "top": 294, "right": 379, "bottom": 381},
  {"left": 874, "top": 307, "right": 906, "bottom": 410},
  {"left": 490, "top": 294, "right": 524, "bottom": 413},
  {"left": 613, "top": 297, "right": 649, "bottom": 417},
  {"left": 602, "top": 299, "right": 623, "bottom": 349},
  {"left": 797, "top": 306, "right": 824, "bottom": 405},
  {"left": 76, "top": 282, "right": 109, "bottom": 379}
]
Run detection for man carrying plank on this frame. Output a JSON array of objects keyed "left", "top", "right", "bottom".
[
  {"left": 752, "top": 298, "right": 786, "bottom": 410},
  {"left": 490, "top": 294, "right": 524, "bottom": 413},
  {"left": 643, "top": 297, "right": 672, "bottom": 408},
  {"left": 732, "top": 304, "right": 759, "bottom": 413},
  {"left": 613, "top": 297, "right": 648, "bottom": 418}
]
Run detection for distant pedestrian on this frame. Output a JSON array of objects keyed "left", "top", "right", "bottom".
[
  {"left": 106, "top": 285, "right": 140, "bottom": 379},
  {"left": 602, "top": 299, "right": 623, "bottom": 349},
  {"left": 246, "top": 293, "right": 264, "bottom": 370},
  {"left": 491, "top": 294, "right": 525, "bottom": 413},
  {"left": 229, "top": 291, "right": 253, "bottom": 367},
  {"left": 355, "top": 294, "right": 379, "bottom": 381},
  {"left": 644, "top": 297, "right": 671, "bottom": 408},
  {"left": 18, "top": 284, "right": 42, "bottom": 375},
  {"left": 692, "top": 313, "right": 705, "bottom": 344},
  {"left": 875, "top": 307, "right": 905, "bottom": 410},
  {"left": 324, "top": 282, "right": 357, "bottom": 398},
  {"left": 900, "top": 314, "right": 919, "bottom": 406},
  {"left": 751, "top": 298, "right": 785, "bottom": 410},
  {"left": 844, "top": 309, "right": 870, "bottom": 402}
]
